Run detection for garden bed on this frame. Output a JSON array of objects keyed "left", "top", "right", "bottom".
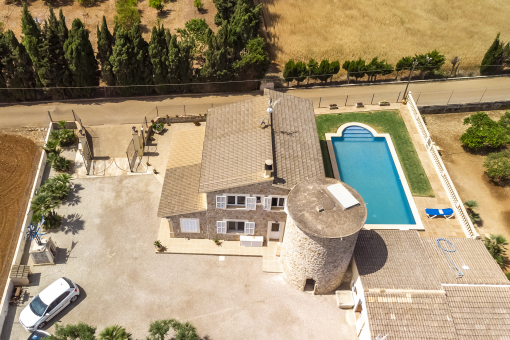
[
  {"left": 316, "top": 110, "right": 433, "bottom": 197},
  {"left": 0, "top": 135, "right": 39, "bottom": 300}
]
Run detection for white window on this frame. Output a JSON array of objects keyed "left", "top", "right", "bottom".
[
  {"left": 245, "top": 222, "right": 255, "bottom": 235},
  {"left": 246, "top": 197, "right": 257, "bottom": 210},
  {"left": 264, "top": 196, "right": 287, "bottom": 211},
  {"left": 216, "top": 221, "right": 227, "bottom": 234},
  {"left": 216, "top": 196, "right": 227, "bottom": 209},
  {"left": 226, "top": 194, "right": 248, "bottom": 208},
  {"left": 180, "top": 218, "right": 199, "bottom": 233},
  {"left": 252, "top": 195, "right": 264, "bottom": 204}
]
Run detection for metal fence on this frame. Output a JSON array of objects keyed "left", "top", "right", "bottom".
[{"left": 313, "top": 86, "right": 510, "bottom": 108}]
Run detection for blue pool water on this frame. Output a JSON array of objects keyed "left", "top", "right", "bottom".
[{"left": 331, "top": 126, "right": 415, "bottom": 225}]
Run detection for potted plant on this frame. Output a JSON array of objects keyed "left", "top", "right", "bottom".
[
  {"left": 379, "top": 100, "right": 390, "bottom": 106},
  {"left": 213, "top": 238, "right": 222, "bottom": 246},
  {"left": 152, "top": 122, "right": 164, "bottom": 134},
  {"left": 154, "top": 240, "right": 163, "bottom": 252}
]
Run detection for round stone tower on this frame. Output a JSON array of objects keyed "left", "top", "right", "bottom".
[{"left": 281, "top": 177, "right": 367, "bottom": 294}]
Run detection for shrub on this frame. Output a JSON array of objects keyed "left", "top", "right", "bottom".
[
  {"left": 43, "top": 138, "right": 60, "bottom": 153},
  {"left": 149, "top": 0, "right": 164, "bottom": 11},
  {"left": 498, "top": 111, "right": 510, "bottom": 133},
  {"left": 460, "top": 112, "right": 510, "bottom": 149},
  {"left": 484, "top": 234, "right": 508, "bottom": 270},
  {"left": 342, "top": 58, "right": 366, "bottom": 82},
  {"left": 463, "top": 200, "right": 481, "bottom": 223},
  {"left": 47, "top": 149, "right": 71, "bottom": 172},
  {"left": 99, "top": 325, "right": 131, "bottom": 340},
  {"left": 484, "top": 150, "right": 510, "bottom": 181},
  {"left": 194, "top": 0, "right": 204, "bottom": 12},
  {"left": 115, "top": 0, "right": 140, "bottom": 30}
]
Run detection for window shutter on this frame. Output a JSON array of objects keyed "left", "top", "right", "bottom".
[
  {"left": 181, "top": 219, "right": 198, "bottom": 233},
  {"left": 216, "top": 196, "right": 227, "bottom": 209},
  {"left": 263, "top": 197, "right": 272, "bottom": 211},
  {"left": 216, "top": 221, "right": 227, "bottom": 234},
  {"left": 246, "top": 197, "right": 257, "bottom": 210},
  {"left": 245, "top": 222, "right": 255, "bottom": 235}
]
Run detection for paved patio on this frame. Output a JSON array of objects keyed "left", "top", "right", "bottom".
[
  {"left": 399, "top": 105, "right": 466, "bottom": 238},
  {"left": 1, "top": 175, "right": 356, "bottom": 340}
]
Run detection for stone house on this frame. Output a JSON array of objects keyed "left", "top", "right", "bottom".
[
  {"left": 157, "top": 89, "right": 324, "bottom": 242},
  {"left": 350, "top": 230, "right": 510, "bottom": 340}
]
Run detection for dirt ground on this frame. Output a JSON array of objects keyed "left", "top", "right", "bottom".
[
  {"left": 0, "top": 0, "right": 218, "bottom": 53},
  {"left": 0, "top": 134, "right": 39, "bottom": 300},
  {"left": 0, "top": 127, "right": 48, "bottom": 148},
  {"left": 424, "top": 111, "right": 510, "bottom": 245}
]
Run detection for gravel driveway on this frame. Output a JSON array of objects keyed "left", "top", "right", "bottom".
[{"left": 1, "top": 175, "right": 356, "bottom": 340}]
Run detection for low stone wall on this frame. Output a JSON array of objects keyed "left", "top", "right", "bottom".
[
  {"left": 157, "top": 115, "right": 207, "bottom": 124},
  {"left": 418, "top": 100, "right": 510, "bottom": 114},
  {"left": 0, "top": 122, "right": 53, "bottom": 334}
]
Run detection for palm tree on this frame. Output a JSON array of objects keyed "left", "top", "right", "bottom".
[
  {"left": 484, "top": 234, "right": 508, "bottom": 269},
  {"left": 99, "top": 325, "right": 132, "bottom": 340},
  {"left": 464, "top": 200, "right": 481, "bottom": 223},
  {"left": 43, "top": 138, "right": 60, "bottom": 153},
  {"left": 147, "top": 320, "right": 172, "bottom": 340},
  {"left": 31, "top": 193, "right": 62, "bottom": 228},
  {"left": 47, "top": 149, "right": 71, "bottom": 172}
]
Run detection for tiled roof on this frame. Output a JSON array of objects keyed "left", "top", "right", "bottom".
[
  {"left": 423, "top": 237, "right": 510, "bottom": 285},
  {"left": 198, "top": 89, "right": 324, "bottom": 193},
  {"left": 354, "top": 230, "right": 442, "bottom": 291},
  {"left": 445, "top": 285, "right": 510, "bottom": 340},
  {"left": 266, "top": 89, "right": 325, "bottom": 189},
  {"left": 157, "top": 127, "right": 207, "bottom": 217},
  {"left": 365, "top": 291, "right": 457, "bottom": 340},
  {"left": 198, "top": 97, "right": 273, "bottom": 193}
]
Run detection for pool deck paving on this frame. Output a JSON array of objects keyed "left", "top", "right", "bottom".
[{"left": 398, "top": 105, "right": 466, "bottom": 238}]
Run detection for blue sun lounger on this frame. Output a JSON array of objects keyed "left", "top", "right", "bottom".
[{"left": 425, "top": 208, "right": 454, "bottom": 219}]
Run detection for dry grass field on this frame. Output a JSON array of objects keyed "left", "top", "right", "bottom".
[
  {"left": 257, "top": 0, "right": 510, "bottom": 70},
  {"left": 0, "top": 0, "right": 218, "bottom": 52}
]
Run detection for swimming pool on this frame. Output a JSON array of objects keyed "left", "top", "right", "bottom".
[{"left": 328, "top": 125, "right": 416, "bottom": 226}]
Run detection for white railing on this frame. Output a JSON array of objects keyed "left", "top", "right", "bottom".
[{"left": 406, "top": 92, "right": 479, "bottom": 239}]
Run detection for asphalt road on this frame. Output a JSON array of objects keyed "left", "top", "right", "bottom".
[{"left": 0, "top": 77, "right": 509, "bottom": 128}]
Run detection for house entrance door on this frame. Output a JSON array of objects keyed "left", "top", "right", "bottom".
[{"left": 268, "top": 222, "right": 284, "bottom": 241}]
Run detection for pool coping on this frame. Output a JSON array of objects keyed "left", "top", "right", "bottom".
[{"left": 325, "top": 122, "right": 424, "bottom": 231}]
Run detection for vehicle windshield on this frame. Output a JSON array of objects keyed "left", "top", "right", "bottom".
[
  {"left": 62, "top": 277, "right": 75, "bottom": 288},
  {"left": 29, "top": 296, "right": 47, "bottom": 317}
]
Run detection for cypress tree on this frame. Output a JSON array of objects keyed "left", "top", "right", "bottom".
[
  {"left": 37, "top": 5, "right": 73, "bottom": 98},
  {"left": 201, "top": 28, "right": 227, "bottom": 80},
  {"left": 21, "top": 3, "right": 41, "bottom": 85},
  {"left": 148, "top": 25, "right": 169, "bottom": 93},
  {"left": 167, "top": 34, "right": 180, "bottom": 83},
  {"left": 178, "top": 38, "right": 194, "bottom": 84},
  {"left": 0, "top": 31, "right": 8, "bottom": 100},
  {"left": 96, "top": 16, "right": 115, "bottom": 85},
  {"left": 481, "top": 33, "right": 504, "bottom": 75},
  {"left": 64, "top": 19, "right": 99, "bottom": 97},
  {"left": 58, "top": 8, "right": 68, "bottom": 44},
  {"left": 130, "top": 23, "right": 152, "bottom": 87},
  {"left": 0, "top": 30, "right": 38, "bottom": 101},
  {"left": 110, "top": 27, "right": 136, "bottom": 95}
]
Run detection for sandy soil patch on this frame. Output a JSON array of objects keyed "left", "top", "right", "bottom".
[
  {"left": 0, "top": 134, "right": 39, "bottom": 300},
  {"left": 424, "top": 111, "right": 510, "bottom": 245},
  {"left": 256, "top": 0, "right": 510, "bottom": 69},
  {"left": 0, "top": 0, "right": 218, "bottom": 53}
]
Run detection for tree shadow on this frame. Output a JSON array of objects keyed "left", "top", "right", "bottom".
[
  {"left": 461, "top": 144, "right": 507, "bottom": 157},
  {"left": 43, "top": 0, "right": 75, "bottom": 7},
  {"left": 61, "top": 213, "right": 85, "bottom": 235},
  {"left": 66, "top": 182, "right": 84, "bottom": 207},
  {"left": 157, "top": 9, "right": 173, "bottom": 19},
  {"left": 78, "top": 0, "right": 108, "bottom": 8}
]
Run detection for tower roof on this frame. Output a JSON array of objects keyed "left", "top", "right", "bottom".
[{"left": 286, "top": 177, "right": 367, "bottom": 238}]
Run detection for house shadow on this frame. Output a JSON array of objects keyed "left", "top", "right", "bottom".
[
  {"left": 354, "top": 230, "right": 388, "bottom": 276},
  {"left": 61, "top": 213, "right": 85, "bottom": 235},
  {"left": 55, "top": 241, "right": 78, "bottom": 264}
]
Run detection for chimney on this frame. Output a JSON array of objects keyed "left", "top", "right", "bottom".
[{"left": 264, "top": 160, "right": 273, "bottom": 178}]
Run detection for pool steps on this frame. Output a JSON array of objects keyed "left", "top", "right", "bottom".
[{"left": 341, "top": 126, "right": 374, "bottom": 140}]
